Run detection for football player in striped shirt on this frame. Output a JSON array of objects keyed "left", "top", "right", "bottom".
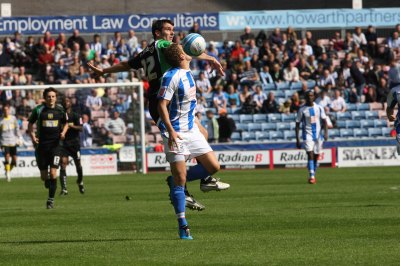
[
  {"left": 158, "top": 43, "right": 221, "bottom": 239},
  {"left": 0, "top": 104, "right": 20, "bottom": 182},
  {"left": 295, "top": 90, "right": 328, "bottom": 184}
]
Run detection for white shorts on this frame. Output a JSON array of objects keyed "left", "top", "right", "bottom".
[
  {"left": 163, "top": 127, "right": 213, "bottom": 163},
  {"left": 304, "top": 139, "right": 324, "bottom": 154}
]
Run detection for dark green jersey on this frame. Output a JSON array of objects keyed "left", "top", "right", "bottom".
[
  {"left": 128, "top": 39, "right": 172, "bottom": 97},
  {"left": 28, "top": 104, "right": 67, "bottom": 146},
  {"left": 64, "top": 110, "right": 82, "bottom": 146}
]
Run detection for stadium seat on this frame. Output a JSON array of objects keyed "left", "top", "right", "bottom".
[
  {"left": 239, "top": 114, "right": 254, "bottom": 123},
  {"left": 340, "top": 128, "right": 354, "bottom": 138},
  {"left": 284, "top": 90, "right": 295, "bottom": 99},
  {"left": 289, "top": 122, "right": 297, "bottom": 130},
  {"left": 357, "top": 103, "right": 370, "bottom": 111},
  {"left": 267, "top": 113, "right": 282, "bottom": 123},
  {"left": 262, "top": 83, "right": 276, "bottom": 91},
  {"left": 276, "top": 82, "right": 290, "bottom": 90},
  {"left": 368, "top": 128, "right": 383, "bottom": 137},
  {"left": 360, "top": 119, "right": 375, "bottom": 128},
  {"left": 365, "top": 111, "right": 379, "bottom": 120},
  {"left": 248, "top": 123, "right": 262, "bottom": 131},
  {"left": 261, "top": 122, "right": 277, "bottom": 131},
  {"left": 306, "top": 80, "right": 316, "bottom": 89},
  {"left": 231, "top": 132, "right": 241, "bottom": 142},
  {"left": 289, "top": 81, "right": 303, "bottom": 90},
  {"left": 241, "top": 132, "right": 256, "bottom": 141},
  {"left": 336, "top": 112, "right": 352, "bottom": 120},
  {"left": 253, "top": 114, "right": 268, "bottom": 123},
  {"left": 374, "top": 119, "right": 388, "bottom": 128},
  {"left": 329, "top": 128, "right": 340, "bottom": 139},
  {"left": 346, "top": 103, "right": 357, "bottom": 112},
  {"left": 230, "top": 107, "right": 240, "bottom": 114},
  {"left": 235, "top": 123, "right": 248, "bottom": 131},
  {"left": 269, "top": 131, "right": 284, "bottom": 140},
  {"left": 351, "top": 111, "right": 365, "bottom": 120},
  {"left": 276, "top": 123, "right": 291, "bottom": 131},
  {"left": 255, "top": 131, "right": 269, "bottom": 141},
  {"left": 230, "top": 114, "right": 240, "bottom": 122},
  {"left": 281, "top": 113, "right": 296, "bottom": 122},
  {"left": 284, "top": 130, "right": 296, "bottom": 140},
  {"left": 346, "top": 120, "right": 361, "bottom": 128},
  {"left": 381, "top": 127, "right": 392, "bottom": 137},
  {"left": 146, "top": 134, "right": 155, "bottom": 143},
  {"left": 273, "top": 90, "right": 285, "bottom": 98},
  {"left": 336, "top": 120, "right": 346, "bottom": 128},
  {"left": 353, "top": 128, "right": 369, "bottom": 138}
]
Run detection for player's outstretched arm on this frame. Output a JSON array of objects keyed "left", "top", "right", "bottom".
[
  {"left": 27, "top": 122, "right": 38, "bottom": 145},
  {"left": 196, "top": 53, "right": 224, "bottom": 76},
  {"left": 87, "top": 61, "right": 131, "bottom": 76}
]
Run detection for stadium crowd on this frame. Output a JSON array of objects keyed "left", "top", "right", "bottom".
[{"left": 0, "top": 24, "right": 400, "bottom": 147}]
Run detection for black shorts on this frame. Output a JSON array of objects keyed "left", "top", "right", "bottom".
[
  {"left": 148, "top": 95, "right": 159, "bottom": 123},
  {"left": 36, "top": 145, "right": 62, "bottom": 171},
  {"left": 2, "top": 146, "right": 17, "bottom": 156},
  {"left": 61, "top": 144, "right": 81, "bottom": 161}
]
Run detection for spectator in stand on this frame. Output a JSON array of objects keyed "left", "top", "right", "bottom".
[
  {"left": 271, "top": 63, "right": 284, "bottom": 84},
  {"left": 62, "top": 48, "right": 74, "bottom": 67},
  {"left": 218, "top": 40, "right": 232, "bottom": 60},
  {"left": 74, "top": 65, "right": 91, "bottom": 84},
  {"left": 225, "top": 84, "right": 240, "bottom": 108},
  {"left": 239, "top": 60, "right": 260, "bottom": 86},
  {"left": 330, "top": 89, "right": 347, "bottom": 113},
  {"left": 318, "top": 52, "right": 332, "bottom": 69},
  {"left": 319, "top": 69, "right": 336, "bottom": 90},
  {"left": 388, "top": 31, "right": 400, "bottom": 55},
  {"left": 109, "top": 31, "right": 122, "bottom": 48},
  {"left": 82, "top": 43, "right": 96, "bottom": 64},
  {"left": 86, "top": 88, "right": 102, "bottom": 111},
  {"left": 269, "top": 28, "right": 283, "bottom": 48},
  {"left": 344, "top": 32, "right": 355, "bottom": 52},
  {"left": 103, "top": 110, "right": 126, "bottom": 144},
  {"left": 315, "top": 89, "right": 331, "bottom": 114},
  {"left": 313, "top": 39, "right": 326, "bottom": 59},
  {"left": 37, "top": 44, "right": 54, "bottom": 81},
  {"left": 116, "top": 38, "right": 131, "bottom": 61},
  {"left": 262, "top": 91, "right": 279, "bottom": 114},
  {"left": 353, "top": 27, "right": 367, "bottom": 50},
  {"left": 377, "top": 77, "right": 389, "bottom": 103},
  {"left": 90, "top": 34, "right": 103, "bottom": 56},
  {"left": 127, "top": 30, "right": 139, "bottom": 56},
  {"left": 54, "top": 58, "right": 69, "bottom": 84},
  {"left": 297, "top": 58, "right": 312, "bottom": 81},
  {"left": 252, "top": 85, "right": 266, "bottom": 113},
  {"left": 43, "top": 31, "right": 55, "bottom": 53},
  {"left": 217, "top": 108, "right": 236, "bottom": 143},
  {"left": 55, "top": 33, "right": 67, "bottom": 48},
  {"left": 16, "top": 98, "right": 32, "bottom": 121},
  {"left": 189, "top": 22, "right": 201, "bottom": 35},
  {"left": 365, "top": 25, "right": 378, "bottom": 57},
  {"left": 68, "top": 56, "right": 81, "bottom": 81},
  {"left": 213, "top": 85, "right": 227, "bottom": 111},
  {"left": 290, "top": 91, "right": 301, "bottom": 113},
  {"left": 305, "top": 31, "right": 316, "bottom": 47},
  {"left": 354, "top": 48, "right": 369, "bottom": 65},
  {"left": 247, "top": 39, "right": 259, "bottom": 57},
  {"left": 0, "top": 44, "right": 11, "bottom": 66},
  {"left": 283, "top": 61, "right": 300, "bottom": 83},
  {"left": 331, "top": 32, "right": 344, "bottom": 51},
  {"left": 240, "top": 95, "right": 257, "bottom": 114},
  {"left": 239, "top": 84, "right": 251, "bottom": 105},
  {"left": 374, "top": 44, "right": 394, "bottom": 65},
  {"left": 80, "top": 114, "right": 92, "bottom": 147},
  {"left": 299, "top": 38, "right": 313, "bottom": 57},
  {"left": 196, "top": 71, "right": 212, "bottom": 96},
  {"left": 260, "top": 65, "right": 274, "bottom": 85},
  {"left": 279, "top": 99, "right": 291, "bottom": 114},
  {"left": 204, "top": 110, "right": 219, "bottom": 143},
  {"left": 67, "top": 29, "right": 85, "bottom": 50},
  {"left": 388, "top": 59, "right": 400, "bottom": 89},
  {"left": 240, "top": 26, "right": 255, "bottom": 46},
  {"left": 364, "top": 85, "right": 377, "bottom": 103},
  {"left": 230, "top": 40, "right": 245, "bottom": 61},
  {"left": 347, "top": 59, "right": 366, "bottom": 96}
]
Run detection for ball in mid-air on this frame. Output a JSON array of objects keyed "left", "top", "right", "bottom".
[{"left": 182, "top": 33, "right": 206, "bottom": 57}]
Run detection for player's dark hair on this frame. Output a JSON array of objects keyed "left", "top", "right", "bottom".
[
  {"left": 151, "top": 19, "right": 174, "bottom": 39},
  {"left": 43, "top": 87, "right": 58, "bottom": 98},
  {"left": 163, "top": 43, "right": 182, "bottom": 67}
]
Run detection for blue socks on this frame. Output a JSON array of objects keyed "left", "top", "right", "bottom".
[
  {"left": 186, "top": 164, "right": 210, "bottom": 182},
  {"left": 307, "top": 160, "right": 315, "bottom": 178},
  {"left": 172, "top": 186, "right": 187, "bottom": 227}
]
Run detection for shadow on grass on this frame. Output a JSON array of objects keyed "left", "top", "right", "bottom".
[{"left": 0, "top": 238, "right": 161, "bottom": 245}]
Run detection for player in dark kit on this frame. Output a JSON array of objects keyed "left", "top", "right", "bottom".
[
  {"left": 87, "top": 19, "right": 229, "bottom": 211},
  {"left": 28, "top": 87, "right": 68, "bottom": 209},
  {"left": 59, "top": 97, "right": 85, "bottom": 195}
]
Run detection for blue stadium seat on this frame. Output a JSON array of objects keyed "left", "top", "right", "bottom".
[
  {"left": 255, "top": 131, "right": 269, "bottom": 141},
  {"left": 262, "top": 83, "right": 276, "bottom": 91},
  {"left": 290, "top": 81, "right": 303, "bottom": 90},
  {"left": 351, "top": 111, "right": 365, "bottom": 120},
  {"left": 340, "top": 128, "right": 354, "bottom": 138},
  {"left": 365, "top": 111, "right": 379, "bottom": 120},
  {"left": 241, "top": 132, "right": 256, "bottom": 141},
  {"left": 346, "top": 120, "right": 361, "bottom": 128},
  {"left": 306, "top": 80, "right": 316, "bottom": 89},
  {"left": 269, "top": 131, "right": 284, "bottom": 140},
  {"left": 248, "top": 123, "right": 262, "bottom": 132},
  {"left": 284, "top": 90, "right": 295, "bottom": 99},
  {"left": 374, "top": 119, "right": 387, "bottom": 128},
  {"left": 231, "top": 132, "right": 241, "bottom": 142},
  {"left": 276, "top": 123, "right": 291, "bottom": 131},
  {"left": 281, "top": 113, "right": 296, "bottom": 122},
  {"left": 353, "top": 128, "right": 369, "bottom": 138},
  {"left": 273, "top": 90, "right": 285, "bottom": 98},
  {"left": 336, "top": 112, "right": 352, "bottom": 120},
  {"left": 284, "top": 130, "right": 296, "bottom": 140},
  {"left": 381, "top": 127, "right": 392, "bottom": 137},
  {"left": 239, "top": 114, "right": 253, "bottom": 123},
  {"left": 230, "top": 107, "right": 240, "bottom": 114},
  {"left": 346, "top": 103, "right": 357, "bottom": 112},
  {"left": 357, "top": 103, "right": 370, "bottom": 111},
  {"left": 276, "top": 82, "right": 290, "bottom": 90},
  {"left": 253, "top": 114, "right": 268, "bottom": 123},
  {"left": 368, "top": 128, "right": 382, "bottom": 137},
  {"left": 236, "top": 123, "right": 248, "bottom": 131},
  {"left": 230, "top": 114, "right": 240, "bottom": 123},
  {"left": 360, "top": 119, "right": 375, "bottom": 128},
  {"left": 267, "top": 113, "right": 282, "bottom": 123},
  {"left": 261, "top": 122, "right": 277, "bottom": 131},
  {"left": 329, "top": 128, "right": 340, "bottom": 139},
  {"left": 336, "top": 120, "right": 347, "bottom": 128},
  {"left": 289, "top": 122, "right": 297, "bottom": 130}
]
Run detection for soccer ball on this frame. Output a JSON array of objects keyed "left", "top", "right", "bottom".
[{"left": 182, "top": 33, "right": 206, "bottom": 57}]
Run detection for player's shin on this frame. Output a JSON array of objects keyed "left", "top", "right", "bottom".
[
  {"left": 172, "top": 186, "right": 188, "bottom": 227},
  {"left": 59, "top": 168, "right": 67, "bottom": 190},
  {"left": 313, "top": 154, "right": 319, "bottom": 175},
  {"left": 307, "top": 160, "right": 315, "bottom": 178},
  {"left": 48, "top": 179, "right": 57, "bottom": 201}
]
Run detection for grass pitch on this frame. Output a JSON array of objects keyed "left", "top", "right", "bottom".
[{"left": 1, "top": 167, "right": 400, "bottom": 265}]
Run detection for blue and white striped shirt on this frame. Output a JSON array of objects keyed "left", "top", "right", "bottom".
[
  {"left": 157, "top": 67, "right": 197, "bottom": 134},
  {"left": 296, "top": 103, "right": 326, "bottom": 141}
]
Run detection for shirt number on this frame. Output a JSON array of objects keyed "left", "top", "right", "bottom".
[{"left": 141, "top": 57, "right": 157, "bottom": 81}]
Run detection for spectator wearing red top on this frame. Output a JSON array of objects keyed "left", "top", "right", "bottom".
[
  {"left": 44, "top": 31, "right": 55, "bottom": 53},
  {"left": 230, "top": 40, "right": 245, "bottom": 61}
]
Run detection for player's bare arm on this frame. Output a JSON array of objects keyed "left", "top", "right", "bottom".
[
  {"left": 158, "top": 98, "right": 182, "bottom": 149},
  {"left": 87, "top": 61, "right": 131, "bottom": 76},
  {"left": 386, "top": 107, "right": 396, "bottom": 122},
  {"left": 27, "top": 122, "right": 39, "bottom": 145},
  {"left": 60, "top": 123, "right": 69, "bottom": 140}
]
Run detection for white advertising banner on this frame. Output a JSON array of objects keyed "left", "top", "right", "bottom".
[
  {"left": 273, "top": 149, "right": 332, "bottom": 166},
  {"left": 1, "top": 153, "right": 118, "bottom": 178},
  {"left": 147, "top": 150, "right": 270, "bottom": 169},
  {"left": 337, "top": 146, "right": 400, "bottom": 167}
]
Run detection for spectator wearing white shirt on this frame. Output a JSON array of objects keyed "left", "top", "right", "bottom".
[
  {"left": 284, "top": 61, "right": 300, "bottom": 83},
  {"left": 388, "top": 59, "right": 400, "bottom": 89},
  {"left": 80, "top": 114, "right": 93, "bottom": 147},
  {"left": 330, "top": 89, "right": 347, "bottom": 113},
  {"left": 388, "top": 31, "right": 400, "bottom": 54},
  {"left": 196, "top": 71, "right": 212, "bottom": 96},
  {"left": 352, "top": 27, "right": 367, "bottom": 49},
  {"left": 298, "top": 38, "right": 313, "bottom": 57},
  {"left": 127, "top": 30, "right": 139, "bottom": 55},
  {"left": 319, "top": 69, "right": 336, "bottom": 89},
  {"left": 252, "top": 85, "right": 267, "bottom": 113},
  {"left": 315, "top": 89, "right": 331, "bottom": 113},
  {"left": 86, "top": 89, "right": 102, "bottom": 111},
  {"left": 90, "top": 34, "right": 103, "bottom": 56}
]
